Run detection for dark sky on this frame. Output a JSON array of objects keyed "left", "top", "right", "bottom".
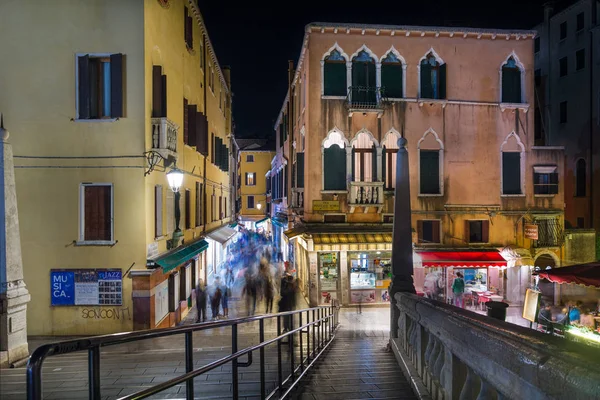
[{"left": 200, "top": 0, "right": 551, "bottom": 138}]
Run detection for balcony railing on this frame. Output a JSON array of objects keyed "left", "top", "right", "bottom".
[
  {"left": 345, "top": 86, "right": 387, "bottom": 110},
  {"left": 348, "top": 181, "right": 384, "bottom": 211},
  {"left": 292, "top": 188, "right": 304, "bottom": 209},
  {"left": 151, "top": 117, "right": 178, "bottom": 159}
]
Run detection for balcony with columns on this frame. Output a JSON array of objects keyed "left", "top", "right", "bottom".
[{"left": 151, "top": 117, "right": 178, "bottom": 160}]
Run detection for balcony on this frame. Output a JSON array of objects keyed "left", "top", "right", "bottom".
[
  {"left": 151, "top": 117, "right": 178, "bottom": 160},
  {"left": 292, "top": 188, "right": 304, "bottom": 211},
  {"left": 345, "top": 86, "right": 387, "bottom": 114},
  {"left": 348, "top": 181, "right": 384, "bottom": 212}
]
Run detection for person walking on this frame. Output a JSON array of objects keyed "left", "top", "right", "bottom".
[
  {"left": 195, "top": 279, "right": 207, "bottom": 323},
  {"left": 210, "top": 280, "right": 222, "bottom": 320},
  {"left": 278, "top": 273, "right": 296, "bottom": 331},
  {"left": 243, "top": 269, "right": 257, "bottom": 316},
  {"left": 264, "top": 273, "right": 274, "bottom": 313},
  {"left": 452, "top": 272, "right": 465, "bottom": 308},
  {"left": 221, "top": 282, "right": 230, "bottom": 318}
]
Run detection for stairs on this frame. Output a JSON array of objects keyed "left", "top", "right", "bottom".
[{"left": 291, "top": 337, "right": 417, "bottom": 400}]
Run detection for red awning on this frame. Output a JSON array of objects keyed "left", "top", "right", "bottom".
[
  {"left": 416, "top": 250, "right": 507, "bottom": 268},
  {"left": 534, "top": 262, "right": 600, "bottom": 288}
]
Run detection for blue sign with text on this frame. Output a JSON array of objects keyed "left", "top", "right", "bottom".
[{"left": 50, "top": 271, "right": 75, "bottom": 306}]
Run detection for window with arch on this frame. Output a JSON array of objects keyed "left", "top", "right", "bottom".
[
  {"left": 575, "top": 159, "right": 586, "bottom": 197},
  {"left": 351, "top": 50, "right": 377, "bottom": 104},
  {"left": 502, "top": 57, "right": 523, "bottom": 103},
  {"left": 323, "top": 131, "right": 347, "bottom": 190},
  {"left": 382, "top": 132, "right": 400, "bottom": 190},
  {"left": 501, "top": 133, "right": 524, "bottom": 195},
  {"left": 351, "top": 131, "right": 377, "bottom": 182},
  {"left": 381, "top": 52, "right": 403, "bottom": 98},
  {"left": 420, "top": 53, "right": 446, "bottom": 100},
  {"left": 324, "top": 49, "right": 347, "bottom": 96},
  {"left": 418, "top": 130, "right": 443, "bottom": 195}
]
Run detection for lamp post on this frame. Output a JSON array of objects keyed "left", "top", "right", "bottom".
[{"left": 166, "top": 165, "right": 184, "bottom": 249}]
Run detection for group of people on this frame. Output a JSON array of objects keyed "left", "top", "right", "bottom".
[
  {"left": 538, "top": 300, "right": 597, "bottom": 332},
  {"left": 195, "top": 276, "right": 230, "bottom": 322}
]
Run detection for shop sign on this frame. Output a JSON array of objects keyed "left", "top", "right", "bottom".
[
  {"left": 313, "top": 200, "right": 340, "bottom": 212},
  {"left": 524, "top": 224, "right": 539, "bottom": 240},
  {"left": 351, "top": 290, "right": 376, "bottom": 303}
]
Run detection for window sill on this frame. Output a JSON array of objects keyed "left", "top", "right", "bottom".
[
  {"left": 154, "top": 235, "right": 167, "bottom": 241},
  {"left": 499, "top": 103, "right": 530, "bottom": 112},
  {"left": 500, "top": 194, "right": 526, "bottom": 197},
  {"left": 418, "top": 193, "right": 443, "bottom": 197},
  {"left": 321, "top": 95, "right": 346, "bottom": 100},
  {"left": 534, "top": 194, "right": 556, "bottom": 198},
  {"left": 74, "top": 118, "right": 118, "bottom": 123},
  {"left": 320, "top": 190, "right": 347, "bottom": 194},
  {"left": 75, "top": 240, "right": 117, "bottom": 246}
]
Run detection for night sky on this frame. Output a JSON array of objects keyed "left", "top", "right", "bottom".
[{"left": 200, "top": 0, "right": 551, "bottom": 138}]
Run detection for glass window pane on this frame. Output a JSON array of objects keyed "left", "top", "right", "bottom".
[{"left": 102, "top": 61, "right": 111, "bottom": 117}]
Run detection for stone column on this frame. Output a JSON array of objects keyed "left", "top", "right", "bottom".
[
  {"left": 0, "top": 116, "right": 31, "bottom": 367},
  {"left": 389, "top": 138, "right": 415, "bottom": 339},
  {"left": 339, "top": 251, "right": 348, "bottom": 306}
]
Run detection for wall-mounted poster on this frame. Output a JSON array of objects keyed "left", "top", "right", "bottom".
[
  {"left": 351, "top": 290, "right": 376, "bottom": 304},
  {"left": 50, "top": 269, "right": 122, "bottom": 306},
  {"left": 154, "top": 280, "right": 169, "bottom": 325}
]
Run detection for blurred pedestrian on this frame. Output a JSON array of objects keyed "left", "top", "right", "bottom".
[
  {"left": 221, "top": 282, "right": 230, "bottom": 318},
  {"left": 243, "top": 269, "right": 257, "bottom": 316},
  {"left": 265, "top": 273, "right": 274, "bottom": 313},
  {"left": 279, "top": 273, "right": 296, "bottom": 331},
  {"left": 210, "top": 279, "right": 222, "bottom": 320},
  {"left": 195, "top": 279, "right": 207, "bottom": 323}
]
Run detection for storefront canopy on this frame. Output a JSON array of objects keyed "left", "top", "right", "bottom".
[
  {"left": 416, "top": 250, "right": 507, "bottom": 268},
  {"left": 534, "top": 262, "right": 600, "bottom": 288},
  {"left": 284, "top": 226, "right": 305, "bottom": 239},
  {"left": 312, "top": 232, "right": 393, "bottom": 245},
  {"left": 206, "top": 226, "right": 238, "bottom": 244},
  {"left": 255, "top": 217, "right": 269, "bottom": 226},
  {"left": 149, "top": 239, "right": 208, "bottom": 273}
]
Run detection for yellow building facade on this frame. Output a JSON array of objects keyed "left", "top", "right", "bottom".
[{"left": 0, "top": 0, "right": 234, "bottom": 335}]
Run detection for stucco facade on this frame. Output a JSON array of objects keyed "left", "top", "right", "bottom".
[
  {"left": 271, "top": 23, "right": 566, "bottom": 307},
  {"left": 0, "top": 0, "right": 234, "bottom": 335},
  {"left": 235, "top": 145, "right": 275, "bottom": 223}
]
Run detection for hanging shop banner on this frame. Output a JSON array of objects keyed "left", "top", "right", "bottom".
[
  {"left": 313, "top": 200, "right": 340, "bottom": 212},
  {"left": 524, "top": 224, "right": 539, "bottom": 240},
  {"left": 50, "top": 269, "right": 123, "bottom": 306}
]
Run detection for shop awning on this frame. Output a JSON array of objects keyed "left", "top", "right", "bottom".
[
  {"left": 284, "top": 227, "right": 305, "bottom": 239},
  {"left": 229, "top": 222, "right": 238, "bottom": 228},
  {"left": 312, "top": 232, "right": 393, "bottom": 245},
  {"left": 534, "top": 262, "right": 600, "bottom": 288},
  {"left": 255, "top": 217, "right": 269, "bottom": 226},
  {"left": 206, "top": 226, "right": 238, "bottom": 244},
  {"left": 416, "top": 250, "right": 507, "bottom": 268},
  {"left": 272, "top": 217, "right": 288, "bottom": 227},
  {"left": 149, "top": 239, "right": 208, "bottom": 273}
]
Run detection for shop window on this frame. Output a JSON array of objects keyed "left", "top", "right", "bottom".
[
  {"left": 420, "top": 53, "right": 446, "bottom": 100},
  {"left": 349, "top": 251, "right": 392, "bottom": 304},
  {"left": 247, "top": 195, "right": 255, "bottom": 209},
  {"left": 559, "top": 57, "right": 568, "bottom": 77},
  {"left": 560, "top": 21, "right": 567, "bottom": 40},
  {"left": 350, "top": 50, "right": 377, "bottom": 105},
  {"left": 323, "top": 49, "right": 347, "bottom": 96},
  {"left": 79, "top": 183, "right": 113, "bottom": 243},
  {"left": 77, "top": 53, "right": 124, "bottom": 119},
  {"left": 245, "top": 172, "right": 256, "bottom": 186},
  {"left": 466, "top": 220, "right": 490, "bottom": 243},
  {"left": 420, "top": 150, "right": 440, "bottom": 194},
  {"left": 246, "top": 154, "right": 254, "bottom": 162},
  {"left": 576, "top": 49, "right": 585, "bottom": 71},
  {"left": 381, "top": 52, "right": 403, "bottom": 98},
  {"left": 576, "top": 12, "right": 584, "bottom": 32},
  {"left": 533, "top": 166, "right": 558, "bottom": 195},
  {"left": 417, "top": 220, "right": 440, "bottom": 244},
  {"left": 502, "top": 152, "right": 522, "bottom": 194},
  {"left": 501, "top": 56, "right": 523, "bottom": 103},
  {"left": 155, "top": 185, "right": 163, "bottom": 238},
  {"left": 575, "top": 159, "right": 586, "bottom": 197}
]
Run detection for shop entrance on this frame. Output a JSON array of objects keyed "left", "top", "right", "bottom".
[{"left": 318, "top": 252, "right": 339, "bottom": 304}]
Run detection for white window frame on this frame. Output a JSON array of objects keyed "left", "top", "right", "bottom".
[
  {"left": 417, "top": 128, "right": 444, "bottom": 197},
  {"left": 247, "top": 195, "right": 255, "bottom": 209},
  {"left": 74, "top": 53, "right": 118, "bottom": 122},
  {"left": 499, "top": 51, "right": 527, "bottom": 105},
  {"left": 500, "top": 131, "right": 526, "bottom": 197},
  {"left": 78, "top": 183, "right": 115, "bottom": 245},
  {"left": 350, "top": 44, "right": 380, "bottom": 90},
  {"left": 246, "top": 154, "right": 254, "bottom": 163}
]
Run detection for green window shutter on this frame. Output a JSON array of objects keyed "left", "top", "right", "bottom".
[
  {"left": 382, "top": 64, "right": 403, "bottom": 98},
  {"left": 324, "top": 62, "right": 346, "bottom": 96},
  {"left": 502, "top": 152, "right": 521, "bottom": 194},
  {"left": 110, "top": 53, "right": 123, "bottom": 117},
  {"left": 439, "top": 63, "right": 447, "bottom": 100},
  {"left": 502, "top": 69, "right": 521, "bottom": 103},
  {"left": 420, "top": 150, "right": 440, "bottom": 194},
  {"left": 420, "top": 63, "right": 432, "bottom": 98},
  {"left": 78, "top": 55, "right": 91, "bottom": 119},
  {"left": 297, "top": 153, "right": 305, "bottom": 188},
  {"left": 372, "top": 145, "right": 377, "bottom": 182},
  {"left": 324, "top": 145, "right": 347, "bottom": 190}
]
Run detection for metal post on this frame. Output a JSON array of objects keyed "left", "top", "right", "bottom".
[
  {"left": 312, "top": 309, "right": 316, "bottom": 354},
  {"left": 259, "top": 319, "right": 265, "bottom": 399},
  {"left": 277, "top": 316, "right": 283, "bottom": 392},
  {"left": 289, "top": 312, "right": 295, "bottom": 378},
  {"left": 232, "top": 324, "right": 238, "bottom": 400},
  {"left": 185, "top": 331, "right": 194, "bottom": 400},
  {"left": 305, "top": 310, "right": 310, "bottom": 361},
  {"left": 88, "top": 346, "right": 101, "bottom": 399},
  {"left": 299, "top": 312, "right": 304, "bottom": 371}
]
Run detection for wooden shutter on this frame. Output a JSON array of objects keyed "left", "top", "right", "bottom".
[
  {"left": 382, "top": 64, "right": 403, "bottom": 98},
  {"left": 432, "top": 221, "right": 441, "bottom": 243},
  {"left": 502, "top": 152, "right": 521, "bottom": 194},
  {"left": 549, "top": 172, "right": 559, "bottom": 194},
  {"left": 84, "top": 185, "right": 111, "bottom": 241},
  {"left": 324, "top": 145, "right": 346, "bottom": 190},
  {"left": 482, "top": 221, "right": 490, "bottom": 243},
  {"left": 185, "top": 190, "right": 191, "bottom": 229},
  {"left": 155, "top": 185, "right": 163, "bottom": 237},
  {"left": 324, "top": 62, "right": 346, "bottom": 96},
  {"left": 417, "top": 220, "right": 424, "bottom": 242},
  {"left": 211, "top": 133, "right": 215, "bottom": 163},
  {"left": 464, "top": 220, "right": 471, "bottom": 243},
  {"left": 439, "top": 63, "right": 447, "bottom": 100},
  {"left": 502, "top": 69, "right": 521, "bottom": 103},
  {"left": 297, "top": 153, "right": 305, "bottom": 188},
  {"left": 110, "top": 53, "right": 123, "bottom": 117},
  {"left": 183, "top": 99, "right": 189, "bottom": 145},
  {"left": 420, "top": 151, "right": 440, "bottom": 194},
  {"left": 161, "top": 74, "right": 168, "bottom": 117},
  {"left": 187, "top": 105, "right": 197, "bottom": 147},
  {"left": 195, "top": 182, "right": 202, "bottom": 226},
  {"left": 420, "top": 63, "right": 432, "bottom": 98},
  {"left": 197, "top": 113, "right": 208, "bottom": 156},
  {"left": 78, "top": 55, "right": 91, "bottom": 119},
  {"left": 152, "top": 66, "right": 162, "bottom": 118}
]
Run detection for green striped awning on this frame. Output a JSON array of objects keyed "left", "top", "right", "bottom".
[
  {"left": 255, "top": 217, "right": 269, "bottom": 225},
  {"left": 151, "top": 239, "right": 208, "bottom": 273}
]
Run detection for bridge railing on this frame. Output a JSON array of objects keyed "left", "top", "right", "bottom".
[
  {"left": 391, "top": 293, "right": 600, "bottom": 400},
  {"left": 27, "top": 301, "right": 340, "bottom": 400}
]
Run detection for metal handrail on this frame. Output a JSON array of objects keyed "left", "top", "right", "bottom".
[{"left": 26, "top": 301, "right": 340, "bottom": 400}]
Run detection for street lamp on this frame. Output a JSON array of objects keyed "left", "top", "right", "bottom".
[
  {"left": 166, "top": 165, "right": 184, "bottom": 249},
  {"left": 256, "top": 203, "right": 262, "bottom": 210}
]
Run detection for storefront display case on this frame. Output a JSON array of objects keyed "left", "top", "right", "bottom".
[
  {"left": 349, "top": 251, "right": 392, "bottom": 304},
  {"left": 319, "top": 252, "right": 339, "bottom": 304}
]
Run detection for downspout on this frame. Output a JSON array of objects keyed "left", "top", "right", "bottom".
[{"left": 203, "top": 33, "right": 208, "bottom": 234}]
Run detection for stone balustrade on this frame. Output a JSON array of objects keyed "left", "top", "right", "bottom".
[
  {"left": 391, "top": 292, "right": 600, "bottom": 400},
  {"left": 348, "top": 181, "right": 384, "bottom": 211},
  {"left": 151, "top": 117, "right": 178, "bottom": 159}
]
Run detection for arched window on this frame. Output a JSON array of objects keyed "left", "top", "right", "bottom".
[
  {"left": 381, "top": 51, "right": 403, "bottom": 98},
  {"left": 351, "top": 50, "right": 377, "bottom": 105},
  {"left": 418, "top": 129, "right": 444, "bottom": 195},
  {"left": 351, "top": 131, "right": 377, "bottom": 183},
  {"left": 501, "top": 132, "right": 525, "bottom": 195},
  {"left": 323, "top": 130, "right": 347, "bottom": 191},
  {"left": 501, "top": 56, "right": 523, "bottom": 103},
  {"left": 576, "top": 159, "right": 586, "bottom": 197},
  {"left": 420, "top": 52, "right": 446, "bottom": 100},
  {"left": 382, "top": 130, "right": 401, "bottom": 190},
  {"left": 323, "top": 49, "right": 347, "bottom": 96}
]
